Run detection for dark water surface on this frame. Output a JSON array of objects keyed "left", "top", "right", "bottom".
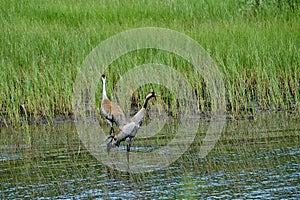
[{"left": 1, "top": 113, "right": 299, "bottom": 199}]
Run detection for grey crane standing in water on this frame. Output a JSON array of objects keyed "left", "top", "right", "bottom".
[
  {"left": 101, "top": 75, "right": 126, "bottom": 136},
  {"left": 106, "top": 91, "right": 159, "bottom": 162}
]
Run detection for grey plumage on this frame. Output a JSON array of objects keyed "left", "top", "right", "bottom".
[{"left": 106, "top": 91, "right": 158, "bottom": 155}]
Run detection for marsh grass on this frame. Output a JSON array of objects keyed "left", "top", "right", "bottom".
[{"left": 1, "top": 0, "right": 299, "bottom": 125}]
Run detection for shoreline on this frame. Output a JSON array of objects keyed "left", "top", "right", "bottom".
[{"left": 1, "top": 109, "right": 298, "bottom": 127}]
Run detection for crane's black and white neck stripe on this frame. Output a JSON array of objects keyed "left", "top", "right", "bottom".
[{"left": 143, "top": 91, "right": 158, "bottom": 109}]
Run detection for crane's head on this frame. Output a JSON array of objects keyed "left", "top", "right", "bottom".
[
  {"left": 146, "top": 91, "right": 159, "bottom": 100},
  {"left": 101, "top": 74, "right": 106, "bottom": 82},
  {"left": 143, "top": 91, "right": 159, "bottom": 109}
]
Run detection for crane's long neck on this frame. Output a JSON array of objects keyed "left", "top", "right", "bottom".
[
  {"left": 143, "top": 96, "right": 153, "bottom": 109},
  {"left": 102, "top": 79, "right": 107, "bottom": 99}
]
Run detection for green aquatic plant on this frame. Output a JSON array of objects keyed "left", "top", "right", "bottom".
[{"left": 0, "top": 0, "right": 299, "bottom": 125}]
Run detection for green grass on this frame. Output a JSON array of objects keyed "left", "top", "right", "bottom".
[{"left": 0, "top": 0, "right": 299, "bottom": 125}]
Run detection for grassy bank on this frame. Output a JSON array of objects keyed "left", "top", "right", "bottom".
[{"left": 0, "top": 0, "right": 299, "bottom": 125}]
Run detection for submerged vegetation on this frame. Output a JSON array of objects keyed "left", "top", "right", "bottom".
[{"left": 0, "top": 0, "right": 299, "bottom": 125}]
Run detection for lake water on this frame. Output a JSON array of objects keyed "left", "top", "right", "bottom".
[{"left": 1, "top": 113, "right": 299, "bottom": 199}]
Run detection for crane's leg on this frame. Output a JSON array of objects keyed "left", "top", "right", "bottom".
[
  {"left": 105, "top": 117, "right": 114, "bottom": 135},
  {"left": 126, "top": 144, "right": 130, "bottom": 164},
  {"left": 109, "top": 126, "right": 114, "bottom": 135}
]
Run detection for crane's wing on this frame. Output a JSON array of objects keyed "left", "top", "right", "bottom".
[
  {"left": 110, "top": 101, "right": 127, "bottom": 126},
  {"left": 115, "top": 122, "right": 137, "bottom": 141},
  {"left": 101, "top": 99, "right": 127, "bottom": 126},
  {"left": 131, "top": 108, "right": 145, "bottom": 127}
]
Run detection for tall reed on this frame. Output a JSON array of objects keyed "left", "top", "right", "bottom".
[{"left": 0, "top": 0, "right": 299, "bottom": 125}]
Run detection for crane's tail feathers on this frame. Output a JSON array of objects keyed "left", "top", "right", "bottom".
[
  {"left": 105, "top": 135, "right": 113, "bottom": 144},
  {"left": 114, "top": 140, "right": 121, "bottom": 147}
]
